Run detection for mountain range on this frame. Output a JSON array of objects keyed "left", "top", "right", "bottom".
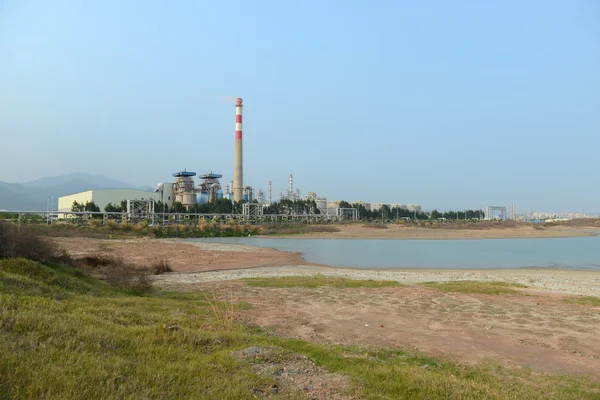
[{"left": 0, "top": 173, "right": 152, "bottom": 211}]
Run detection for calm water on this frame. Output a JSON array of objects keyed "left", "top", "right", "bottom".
[{"left": 187, "top": 236, "right": 600, "bottom": 270}]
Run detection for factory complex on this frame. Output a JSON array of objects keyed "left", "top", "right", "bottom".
[{"left": 56, "top": 97, "right": 421, "bottom": 218}]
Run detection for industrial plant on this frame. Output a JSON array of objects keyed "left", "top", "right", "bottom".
[{"left": 53, "top": 96, "right": 422, "bottom": 221}]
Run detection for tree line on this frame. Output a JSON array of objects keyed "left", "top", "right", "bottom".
[{"left": 71, "top": 199, "right": 485, "bottom": 221}]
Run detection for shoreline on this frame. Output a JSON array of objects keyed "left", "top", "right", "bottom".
[
  {"left": 260, "top": 226, "right": 598, "bottom": 240},
  {"left": 153, "top": 263, "right": 600, "bottom": 297}
]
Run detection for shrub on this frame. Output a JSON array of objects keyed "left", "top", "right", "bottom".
[
  {"left": 152, "top": 259, "right": 173, "bottom": 275},
  {"left": 0, "top": 221, "right": 66, "bottom": 263},
  {"left": 98, "top": 257, "right": 153, "bottom": 294}
]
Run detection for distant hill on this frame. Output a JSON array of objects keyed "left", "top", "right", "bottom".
[{"left": 0, "top": 173, "right": 151, "bottom": 211}]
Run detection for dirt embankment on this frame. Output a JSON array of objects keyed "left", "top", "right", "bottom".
[
  {"left": 210, "top": 280, "right": 600, "bottom": 379},
  {"left": 277, "top": 223, "right": 598, "bottom": 239},
  {"left": 52, "top": 237, "right": 304, "bottom": 272}
]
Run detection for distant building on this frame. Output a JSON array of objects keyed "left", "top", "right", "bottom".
[{"left": 58, "top": 188, "right": 169, "bottom": 214}]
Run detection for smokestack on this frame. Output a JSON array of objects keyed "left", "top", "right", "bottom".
[
  {"left": 268, "top": 181, "right": 272, "bottom": 205},
  {"left": 233, "top": 98, "right": 243, "bottom": 202}
]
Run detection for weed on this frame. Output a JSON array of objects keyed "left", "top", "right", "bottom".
[{"left": 423, "top": 280, "right": 528, "bottom": 295}]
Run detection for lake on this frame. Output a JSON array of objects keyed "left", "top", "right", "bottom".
[{"left": 186, "top": 235, "right": 600, "bottom": 270}]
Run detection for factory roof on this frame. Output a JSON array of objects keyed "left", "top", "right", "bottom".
[
  {"left": 172, "top": 170, "right": 196, "bottom": 177},
  {"left": 199, "top": 172, "right": 222, "bottom": 179}
]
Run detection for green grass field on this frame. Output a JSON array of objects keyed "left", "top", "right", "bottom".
[
  {"left": 423, "top": 280, "right": 528, "bottom": 295},
  {"left": 243, "top": 274, "right": 400, "bottom": 289},
  {"left": 1, "top": 259, "right": 599, "bottom": 399}
]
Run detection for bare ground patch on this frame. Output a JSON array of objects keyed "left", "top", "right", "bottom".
[
  {"left": 201, "top": 280, "right": 600, "bottom": 379},
  {"left": 232, "top": 346, "right": 353, "bottom": 399}
]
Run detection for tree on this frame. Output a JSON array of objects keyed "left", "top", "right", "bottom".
[
  {"left": 105, "top": 202, "right": 123, "bottom": 213},
  {"left": 430, "top": 210, "right": 442, "bottom": 220}
]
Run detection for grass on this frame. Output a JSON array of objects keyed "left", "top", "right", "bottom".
[
  {"left": 363, "top": 222, "right": 389, "bottom": 229},
  {"left": 243, "top": 274, "right": 401, "bottom": 289},
  {"left": 1, "top": 260, "right": 599, "bottom": 399},
  {"left": 423, "top": 280, "right": 528, "bottom": 294},
  {"left": 259, "top": 224, "right": 340, "bottom": 235},
  {"left": 564, "top": 296, "right": 600, "bottom": 306}
]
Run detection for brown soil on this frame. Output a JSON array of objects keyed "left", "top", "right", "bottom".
[
  {"left": 52, "top": 237, "right": 304, "bottom": 272},
  {"left": 233, "top": 346, "right": 353, "bottom": 399},
  {"left": 281, "top": 224, "right": 597, "bottom": 239},
  {"left": 210, "top": 281, "right": 600, "bottom": 379}
]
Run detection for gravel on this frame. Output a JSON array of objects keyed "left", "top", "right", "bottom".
[{"left": 152, "top": 265, "right": 600, "bottom": 297}]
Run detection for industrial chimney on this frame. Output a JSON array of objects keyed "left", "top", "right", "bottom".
[{"left": 233, "top": 98, "right": 243, "bottom": 202}]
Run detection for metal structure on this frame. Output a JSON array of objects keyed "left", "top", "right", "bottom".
[
  {"left": 486, "top": 206, "right": 507, "bottom": 221},
  {"left": 336, "top": 207, "right": 359, "bottom": 220},
  {"left": 268, "top": 181, "right": 272, "bottom": 205},
  {"left": 198, "top": 172, "right": 222, "bottom": 203},
  {"left": 283, "top": 173, "right": 300, "bottom": 201},
  {"left": 256, "top": 189, "right": 265, "bottom": 204},
  {"left": 243, "top": 186, "right": 254, "bottom": 202},
  {"left": 242, "top": 202, "right": 263, "bottom": 217},
  {"left": 172, "top": 170, "right": 197, "bottom": 209},
  {"left": 233, "top": 97, "right": 244, "bottom": 202},
  {"left": 126, "top": 199, "right": 155, "bottom": 222}
]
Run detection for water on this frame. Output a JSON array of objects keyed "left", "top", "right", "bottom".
[{"left": 186, "top": 235, "right": 600, "bottom": 270}]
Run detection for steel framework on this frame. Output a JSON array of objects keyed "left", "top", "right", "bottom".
[
  {"left": 486, "top": 206, "right": 507, "bottom": 221},
  {"left": 127, "top": 199, "right": 155, "bottom": 222},
  {"left": 242, "top": 203, "right": 263, "bottom": 217},
  {"left": 336, "top": 208, "right": 359, "bottom": 220}
]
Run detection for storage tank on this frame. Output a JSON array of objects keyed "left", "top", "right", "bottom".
[
  {"left": 316, "top": 199, "right": 327, "bottom": 210},
  {"left": 175, "top": 194, "right": 184, "bottom": 204},
  {"left": 182, "top": 193, "right": 197, "bottom": 206},
  {"left": 327, "top": 201, "right": 339, "bottom": 209}
]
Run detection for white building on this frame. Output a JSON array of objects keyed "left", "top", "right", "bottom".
[{"left": 58, "top": 188, "right": 170, "bottom": 213}]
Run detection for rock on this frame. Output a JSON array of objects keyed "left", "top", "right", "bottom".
[{"left": 241, "top": 346, "right": 264, "bottom": 357}]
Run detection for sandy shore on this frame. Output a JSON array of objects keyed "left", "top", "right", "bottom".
[
  {"left": 52, "top": 237, "right": 305, "bottom": 272},
  {"left": 153, "top": 265, "right": 600, "bottom": 297},
  {"left": 281, "top": 224, "right": 598, "bottom": 239},
  {"left": 53, "top": 236, "right": 600, "bottom": 297}
]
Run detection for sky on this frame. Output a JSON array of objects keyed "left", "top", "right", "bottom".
[{"left": 1, "top": 1, "right": 599, "bottom": 212}]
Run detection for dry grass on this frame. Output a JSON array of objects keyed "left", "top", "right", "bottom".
[
  {"left": 260, "top": 225, "right": 340, "bottom": 235},
  {"left": 423, "top": 280, "right": 528, "bottom": 295},
  {"left": 152, "top": 259, "right": 173, "bottom": 275},
  {"left": 243, "top": 274, "right": 401, "bottom": 289},
  {"left": 363, "top": 222, "right": 389, "bottom": 229}
]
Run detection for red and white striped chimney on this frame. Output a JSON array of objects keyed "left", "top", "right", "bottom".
[{"left": 233, "top": 98, "right": 243, "bottom": 202}]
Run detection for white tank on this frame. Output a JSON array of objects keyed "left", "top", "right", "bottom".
[
  {"left": 316, "top": 199, "right": 327, "bottom": 210},
  {"left": 182, "top": 193, "right": 197, "bottom": 206},
  {"left": 175, "top": 194, "right": 183, "bottom": 204},
  {"left": 327, "top": 201, "right": 339, "bottom": 209}
]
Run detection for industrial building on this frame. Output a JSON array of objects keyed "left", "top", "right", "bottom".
[
  {"left": 58, "top": 189, "right": 166, "bottom": 214},
  {"left": 57, "top": 98, "right": 250, "bottom": 214}
]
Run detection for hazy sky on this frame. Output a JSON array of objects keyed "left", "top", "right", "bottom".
[{"left": 1, "top": 1, "right": 599, "bottom": 211}]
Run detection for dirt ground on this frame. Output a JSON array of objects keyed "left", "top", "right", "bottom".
[
  {"left": 53, "top": 236, "right": 600, "bottom": 380},
  {"left": 290, "top": 224, "right": 597, "bottom": 239},
  {"left": 52, "top": 237, "right": 304, "bottom": 271},
  {"left": 200, "top": 281, "right": 600, "bottom": 379}
]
